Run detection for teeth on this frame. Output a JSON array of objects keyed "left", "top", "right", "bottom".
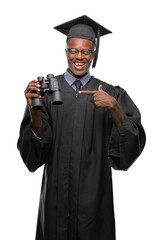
[{"left": 75, "top": 63, "right": 84, "bottom": 66}]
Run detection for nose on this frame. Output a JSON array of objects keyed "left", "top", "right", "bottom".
[{"left": 76, "top": 51, "right": 84, "bottom": 59}]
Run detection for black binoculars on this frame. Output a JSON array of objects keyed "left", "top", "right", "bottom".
[{"left": 32, "top": 74, "right": 63, "bottom": 110}]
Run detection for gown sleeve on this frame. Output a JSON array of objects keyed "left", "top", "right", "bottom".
[
  {"left": 17, "top": 98, "right": 53, "bottom": 172},
  {"left": 106, "top": 85, "right": 146, "bottom": 171}
]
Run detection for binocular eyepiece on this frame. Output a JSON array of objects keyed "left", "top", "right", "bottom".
[{"left": 32, "top": 74, "right": 63, "bottom": 110}]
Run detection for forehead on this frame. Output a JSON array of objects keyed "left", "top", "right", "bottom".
[{"left": 67, "top": 38, "right": 94, "bottom": 49}]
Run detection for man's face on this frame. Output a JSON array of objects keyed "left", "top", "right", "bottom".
[{"left": 66, "top": 38, "right": 94, "bottom": 78}]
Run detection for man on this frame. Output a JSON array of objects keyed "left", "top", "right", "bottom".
[{"left": 17, "top": 15, "right": 146, "bottom": 240}]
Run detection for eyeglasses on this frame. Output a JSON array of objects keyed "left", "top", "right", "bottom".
[{"left": 67, "top": 48, "right": 94, "bottom": 56}]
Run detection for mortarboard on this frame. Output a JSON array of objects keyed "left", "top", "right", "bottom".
[{"left": 54, "top": 15, "right": 112, "bottom": 68}]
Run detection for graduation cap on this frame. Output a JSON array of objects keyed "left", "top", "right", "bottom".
[{"left": 54, "top": 15, "right": 112, "bottom": 68}]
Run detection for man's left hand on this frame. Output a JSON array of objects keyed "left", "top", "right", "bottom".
[
  {"left": 78, "top": 85, "right": 116, "bottom": 109},
  {"left": 79, "top": 85, "right": 124, "bottom": 133}
]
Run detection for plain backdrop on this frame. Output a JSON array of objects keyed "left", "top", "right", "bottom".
[{"left": 0, "top": 0, "right": 163, "bottom": 239}]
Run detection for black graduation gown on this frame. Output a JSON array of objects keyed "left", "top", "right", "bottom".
[{"left": 17, "top": 75, "right": 146, "bottom": 240}]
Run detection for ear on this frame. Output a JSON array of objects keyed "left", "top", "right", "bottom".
[
  {"left": 65, "top": 39, "right": 69, "bottom": 56},
  {"left": 65, "top": 49, "right": 68, "bottom": 56}
]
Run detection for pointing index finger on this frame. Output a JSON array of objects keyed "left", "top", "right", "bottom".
[{"left": 78, "top": 90, "right": 97, "bottom": 95}]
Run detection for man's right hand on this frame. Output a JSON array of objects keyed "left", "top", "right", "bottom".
[
  {"left": 24, "top": 80, "right": 42, "bottom": 108},
  {"left": 24, "top": 80, "right": 42, "bottom": 137}
]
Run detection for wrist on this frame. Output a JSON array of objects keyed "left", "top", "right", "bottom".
[
  {"left": 28, "top": 107, "right": 42, "bottom": 137},
  {"left": 107, "top": 97, "right": 117, "bottom": 111}
]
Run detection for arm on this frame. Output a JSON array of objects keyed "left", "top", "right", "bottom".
[
  {"left": 79, "top": 85, "right": 124, "bottom": 133},
  {"left": 24, "top": 80, "right": 42, "bottom": 136},
  {"left": 107, "top": 86, "right": 146, "bottom": 170},
  {"left": 17, "top": 80, "right": 52, "bottom": 172},
  {"left": 79, "top": 85, "right": 146, "bottom": 170}
]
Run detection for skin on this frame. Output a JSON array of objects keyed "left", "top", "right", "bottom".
[
  {"left": 25, "top": 37, "right": 124, "bottom": 135},
  {"left": 24, "top": 80, "right": 42, "bottom": 136},
  {"left": 79, "top": 85, "right": 124, "bottom": 133},
  {"left": 65, "top": 38, "right": 94, "bottom": 78}
]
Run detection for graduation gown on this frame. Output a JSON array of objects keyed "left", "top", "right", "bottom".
[{"left": 17, "top": 75, "right": 146, "bottom": 240}]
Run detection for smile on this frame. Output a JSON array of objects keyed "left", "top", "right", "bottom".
[{"left": 74, "top": 62, "right": 85, "bottom": 70}]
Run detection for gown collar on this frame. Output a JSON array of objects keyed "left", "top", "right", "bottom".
[{"left": 64, "top": 69, "right": 91, "bottom": 89}]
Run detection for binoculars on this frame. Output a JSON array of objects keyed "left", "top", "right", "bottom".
[{"left": 32, "top": 74, "right": 63, "bottom": 110}]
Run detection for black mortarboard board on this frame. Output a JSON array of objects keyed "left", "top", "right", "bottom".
[{"left": 54, "top": 15, "right": 112, "bottom": 68}]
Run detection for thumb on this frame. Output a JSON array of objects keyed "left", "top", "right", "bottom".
[{"left": 98, "top": 84, "right": 103, "bottom": 92}]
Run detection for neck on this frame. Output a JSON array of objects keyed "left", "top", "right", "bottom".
[{"left": 68, "top": 68, "right": 88, "bottom": 79}]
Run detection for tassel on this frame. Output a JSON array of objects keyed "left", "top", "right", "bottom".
[{"left": 92, "top": 28, "right": 100, "bottom": 68}]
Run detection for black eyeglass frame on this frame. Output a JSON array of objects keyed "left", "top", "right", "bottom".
[{"left": 67, "top": 48, "right": 95, "bottom": 56}]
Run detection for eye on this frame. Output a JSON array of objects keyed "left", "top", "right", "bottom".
[
  {"left": 82, "top": 49, "right": 92, "bottom": 55},
  {"left": 68, "top": 48, "right": 78, "bottom": 54}
]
